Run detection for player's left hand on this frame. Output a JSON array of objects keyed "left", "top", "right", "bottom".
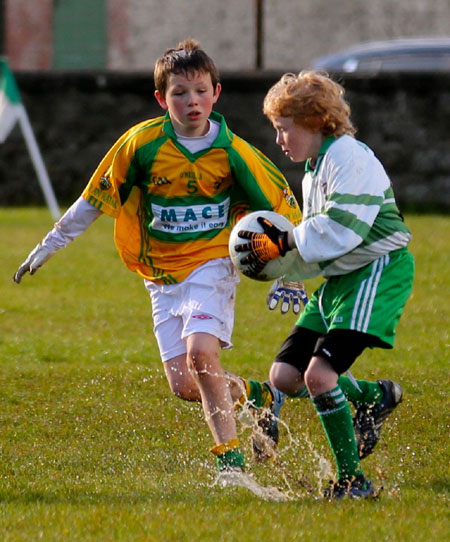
[
  {"left": 235, "top": 217, "right": 290, "bottom": 272},
  {"left": 266, "top": 279, "right": 309, "bottom": 314}
]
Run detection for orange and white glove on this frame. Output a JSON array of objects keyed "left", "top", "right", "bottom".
[{"left": 235, "top": 217, "right": 290, "bottom": 275}]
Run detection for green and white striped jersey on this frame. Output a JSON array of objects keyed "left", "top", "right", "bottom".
[{"left": 291, "top": 135, "right": 411, "bottom": 278}]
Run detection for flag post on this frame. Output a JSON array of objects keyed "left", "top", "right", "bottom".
[
  {"left": 0, "top": 57, "right": 60, "bottom": 220},
  {"left": 17, "top": 106, "right": 61, "bottom": 220}
]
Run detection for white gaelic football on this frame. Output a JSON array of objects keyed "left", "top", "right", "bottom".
[{"left": 228, "top": 210, "right": 298, "bottom": 281}]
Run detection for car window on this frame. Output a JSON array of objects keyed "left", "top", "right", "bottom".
[
  {"left": 383, "top": 54, "right": 450, "bottom": 71},
  {"left": 347, "top": 54, "right": 450, "bottom": 72}
]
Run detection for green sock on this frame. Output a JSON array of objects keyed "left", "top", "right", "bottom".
[
  {"left": 245, "top": 380, "right": 272, "bottom": 408},
  {"left": 216, "top": 448, "right": 245, "bottom": 471},
  {"left": 288, "top": 386, "right": 310, "bottom": 398},
  {"left": 312, "top": 386, "right": 363, "bottom": 479},
  {"left": 282, "top": 378, "right": 382, "bottom": 407},
  {"left": 338, "top": 376, "right": 383, "bottom": 408}
]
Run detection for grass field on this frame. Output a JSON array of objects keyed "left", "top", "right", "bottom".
[{"left": 0, "top": 209, "right": 449, "bottom": 541}]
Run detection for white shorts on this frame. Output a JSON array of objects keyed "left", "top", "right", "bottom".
[{"left": 144, "top": 258, "right": 240, "bottom": 362}]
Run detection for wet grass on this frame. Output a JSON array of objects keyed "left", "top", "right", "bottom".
[{"left": 0, "top": 209, "right": 449, "bottom": 541}]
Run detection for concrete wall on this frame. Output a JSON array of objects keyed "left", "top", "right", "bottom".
[
  {"left": 124, "top": 0, "right": 450, "bottom": 71},
  {"left": 127, "top": 0, "right": 255, "bottom": 70},
  {"left": 1, "top": 71, "right": 449, "bottom": 212},
  {"left": 4, "top": 0, "right": 450, "bottom": 70}
]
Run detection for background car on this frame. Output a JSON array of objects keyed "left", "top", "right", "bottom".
[{"left": 311, "top": 37, "right": 450, "bottom": 73}]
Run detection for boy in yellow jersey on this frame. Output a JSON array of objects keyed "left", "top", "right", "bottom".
[{"left": 13, "top": 38, "right": 304, "bottom": 497}]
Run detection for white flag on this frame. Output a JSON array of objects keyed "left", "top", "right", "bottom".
[{"left": 0, "top": 57, "right": 24, "bottom": 143}]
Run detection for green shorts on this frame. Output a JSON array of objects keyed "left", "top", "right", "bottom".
[{"left": 297, "top": 248, "right": 415, "bottom": 348}]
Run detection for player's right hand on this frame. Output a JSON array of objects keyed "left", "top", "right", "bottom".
[
  {"left": 235, "top": 217, "right": 290, "bottom": 272},
  {"left": 13, "top": 243, "right": 52, "bottom": 283}
]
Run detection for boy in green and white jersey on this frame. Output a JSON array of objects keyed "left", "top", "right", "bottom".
[{"left": 235, "top": 70, "right": 414, "bottom": 499}]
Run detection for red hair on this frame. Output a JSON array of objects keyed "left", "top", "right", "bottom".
[{"left": 263, "top": 70, "right": 356, "bottom": 137}]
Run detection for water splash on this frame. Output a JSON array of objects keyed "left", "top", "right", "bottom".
[
  {"left": 212, "top": 469, "right": 290, "bottom": 502},
  {"left": 235, "top": 399, "right": 338, "bottom": 499}
]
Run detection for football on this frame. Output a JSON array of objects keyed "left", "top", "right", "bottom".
[{"left": 228, "top": 210, "right": 297, "bottom": 281}]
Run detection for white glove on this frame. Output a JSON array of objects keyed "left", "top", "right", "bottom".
[
  {"left": 13, "top": 197, "right": 102, "bottom": 285},
  {"left": 13, "top": 243, "right": 53, "bottom": 283},
  {"left": 266, "top": 279, "right": 309, "bottom": 314}
]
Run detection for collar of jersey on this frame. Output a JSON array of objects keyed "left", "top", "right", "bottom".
[
  {"left": 304, "top": 136, "right": 336, "bottom": 176},
  {"left": 162, "top": 110, "right": 233, "bottom": 159}
]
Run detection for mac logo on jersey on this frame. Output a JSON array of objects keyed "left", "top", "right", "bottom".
[{"left": 151, "top": 198, "right": 230, "bottom": 234}]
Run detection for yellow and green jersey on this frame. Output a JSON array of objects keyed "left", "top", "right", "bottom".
[{"left": 82, "top": 111, "right": 301, "bottom": 284}]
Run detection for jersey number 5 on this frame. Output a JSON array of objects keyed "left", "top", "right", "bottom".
[{"left": 187, "top": 179, "right": 198, "bottom": 194}]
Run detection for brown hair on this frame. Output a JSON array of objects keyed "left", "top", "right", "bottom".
[
  {"left": 154, "top": 38, "right": 220, "bottom": 97},
  {"left": 263, "top": 70, "right": 356, "bottom": 137}
]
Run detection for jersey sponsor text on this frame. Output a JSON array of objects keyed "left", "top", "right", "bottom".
[{"left": 151, "top": 198, "right": 230, "bottom": 234}]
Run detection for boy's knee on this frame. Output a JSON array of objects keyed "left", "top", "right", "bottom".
[
  {"left": 186, "top": 333, "right": 220, "bottom": 371},
  {"left": 270, "top": 362, "right": 302, "bottom": 395},
  {"left": 186, "top": 345, "right": 220, "bottom": 375},
  {"left": 304, "top": 356, "right": 338, "bottom": 396},
  {"left": 303, "top": 367, "right": 317, "bottom": 391}
]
